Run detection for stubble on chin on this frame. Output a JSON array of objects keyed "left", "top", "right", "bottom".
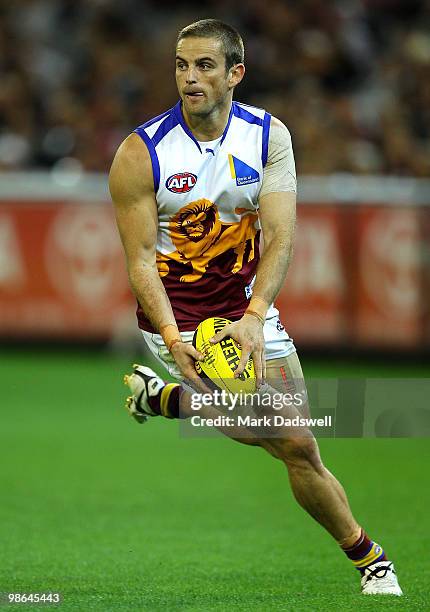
[{"left": 184, "top": 103, "right": 211, "bottom": 119}]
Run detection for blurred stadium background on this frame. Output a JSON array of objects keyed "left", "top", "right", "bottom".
[
  {"left": 0, "top": 0, "right": 429, "bottom": 350},
  {"left": 1, "top": 1, "right": 429, "bottom": 610}
]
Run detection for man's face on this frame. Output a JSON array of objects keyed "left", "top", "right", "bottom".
[{"left": 175, "top": 36, "right": 240, "bottom": 118}]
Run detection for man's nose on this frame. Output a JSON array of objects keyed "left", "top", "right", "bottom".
[{"left": 186, "top": 66, "right": 197, "bottom": 83}]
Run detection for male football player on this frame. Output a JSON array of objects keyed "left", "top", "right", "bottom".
[{"left": 109, "top": 19, "right": 402, "bottom": 596}]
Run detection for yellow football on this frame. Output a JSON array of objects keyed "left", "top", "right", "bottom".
[{"left": 192, "top": 317, "right": 256, "bottom": 393}]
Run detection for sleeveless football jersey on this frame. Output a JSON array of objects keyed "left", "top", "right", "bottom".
[{"left": 134, "top": 100, "right": 271, "bottom": 332}]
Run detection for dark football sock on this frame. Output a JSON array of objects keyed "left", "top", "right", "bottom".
[
  {"left": 342, "top": 529, "right": 387, "bottom": 572},
  {"left": 147, "top": 382, "right": 183, "bottom": 419}
]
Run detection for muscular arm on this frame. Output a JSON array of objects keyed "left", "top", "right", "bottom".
[
  {"left": 252, "top": 116, "right": 297, "bottom": 305},
  {"left": 109, "top": 133, "right": 176, "bottom": 332},
  {"left": 109, "top": 133, "right": 204, "bottom": 384}
]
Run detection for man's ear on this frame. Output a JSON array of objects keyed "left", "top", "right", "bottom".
[{"left": 228, "top": 63, "right": 245, "bottom": 89}]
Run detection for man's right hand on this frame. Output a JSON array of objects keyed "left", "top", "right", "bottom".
[{"left": 170, "top": 342, "right": 211, "bottom": 393}]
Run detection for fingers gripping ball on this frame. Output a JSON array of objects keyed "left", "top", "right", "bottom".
[{"left": 192, "top": 317, "right": 256, "bottom": 393}]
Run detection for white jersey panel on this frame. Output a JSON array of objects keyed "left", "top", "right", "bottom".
[{"left": 142, "top": 103, "right": 268, "bottom": 255}]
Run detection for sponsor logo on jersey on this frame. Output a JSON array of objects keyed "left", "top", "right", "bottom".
[
  {"left": 228, "top": 154, "right": 260, "bottom": 186},
  {"left": 166, "top": 172, "right": 197, "bottom": 193}
]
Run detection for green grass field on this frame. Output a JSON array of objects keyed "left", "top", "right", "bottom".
[{"left": 1, "top": 348, "right": 429, "bottom": 611}]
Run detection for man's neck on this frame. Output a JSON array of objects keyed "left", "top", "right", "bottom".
[{"left": 181, "top": 98, "right": 232, "bottom": 142}]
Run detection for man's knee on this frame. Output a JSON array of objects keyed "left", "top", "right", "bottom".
[{"left": 268, "top": 432, "right": 323, "bottom": 470}]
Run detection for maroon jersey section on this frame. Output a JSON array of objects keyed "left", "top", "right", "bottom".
[{"left": 137, "top": 233, "right": 260, "bottom": 332}]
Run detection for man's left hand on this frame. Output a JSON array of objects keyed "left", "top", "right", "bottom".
[{"left": 210, "top": 314, "right": 266, "bottom": 389}]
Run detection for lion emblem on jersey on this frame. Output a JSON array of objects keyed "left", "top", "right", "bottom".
[{"left": 156, "top": 199, "right": 258, "bottom": 282}]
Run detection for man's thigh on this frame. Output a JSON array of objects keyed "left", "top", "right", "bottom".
[{"left": 266, "top": 352, "right": 310, "bottom": 417}]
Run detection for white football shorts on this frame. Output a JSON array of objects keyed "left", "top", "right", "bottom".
[{"left": 141, "top": 308, "right": 296, "bottom": 381}]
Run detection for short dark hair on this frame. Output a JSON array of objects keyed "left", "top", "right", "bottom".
[{"left": 177, "top": 19, "right": 244, "bottom": 71}]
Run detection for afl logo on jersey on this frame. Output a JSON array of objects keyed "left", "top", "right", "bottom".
[{"left": 166, "top": 172, "right": 197, "bottom": 193}]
